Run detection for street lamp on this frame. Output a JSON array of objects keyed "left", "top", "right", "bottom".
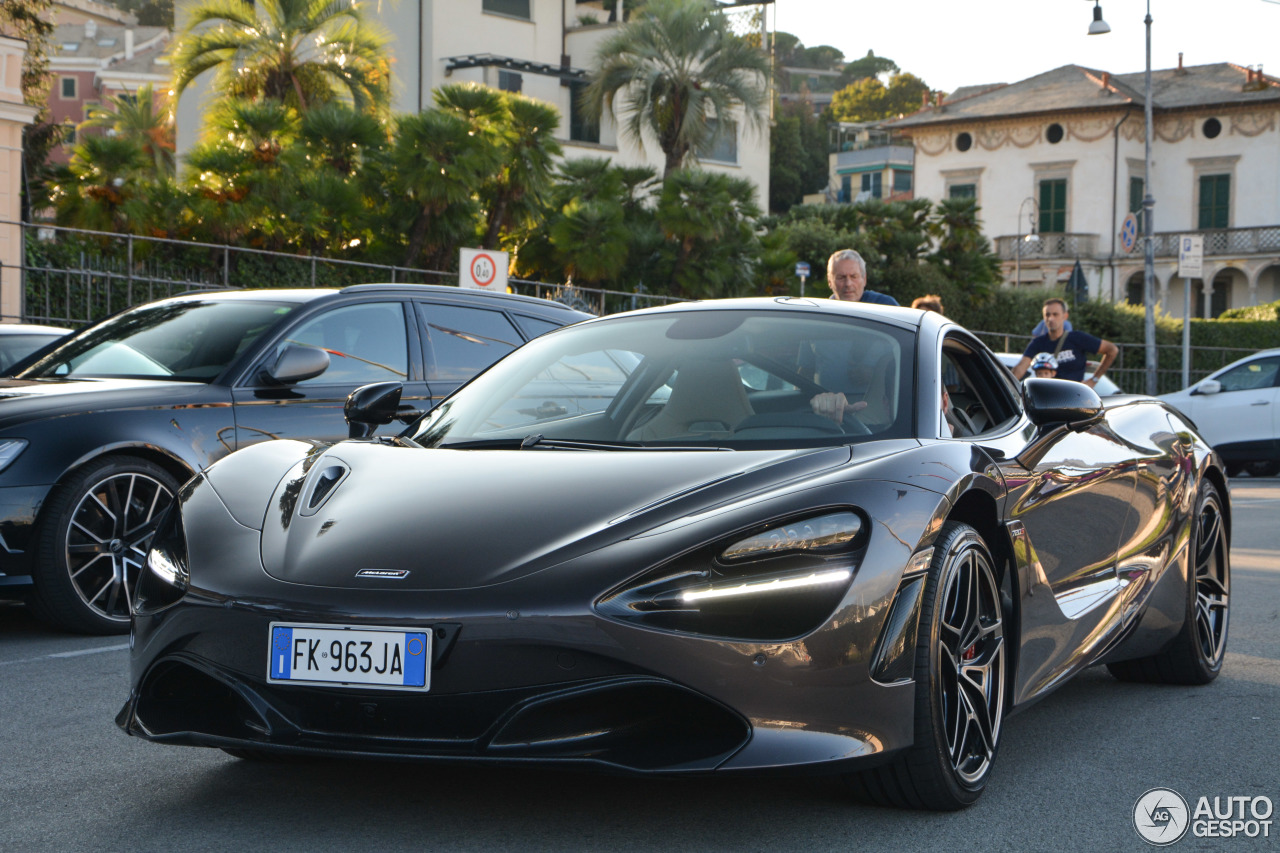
[
  {"left": 1090, "top": 0, "right": 1158, "bottom": 395},
  {"left": 1014, "top": 196, "right": 1041, "bottom": 286}
]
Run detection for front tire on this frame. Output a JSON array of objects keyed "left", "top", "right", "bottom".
[
  {"left": 29, "top": 456, "right": 180, "bottom": 635},
  {"left": 1107, "top": 481, "right": 1229, "bottom": 684},
  {"left": 849, "top": 522, "right": 1006, "bottom": 810}
]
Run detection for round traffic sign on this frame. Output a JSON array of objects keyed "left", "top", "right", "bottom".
[{"left": 470, "top": 253, "right": 498, "bottom": 287}]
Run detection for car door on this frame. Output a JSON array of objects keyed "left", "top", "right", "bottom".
[
  {"left": 231, "top": 299, "right": 430, "bottom": 448},
  {"left": 416, "top": 301, "right": 527, "bottom": 407},
  {"left": 1184, "top": 355, "right": 1280, "bottom": 450}
]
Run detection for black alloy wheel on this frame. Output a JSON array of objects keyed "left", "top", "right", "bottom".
[
  {"left": 1107, "top": 481, "right": 1229, "bottom": 684},
  {"left": 30, "top": 456, "right": 180, "bottom": 635},
  {"left": 849, "top": 522, "right": 1006, "bottom": 810}
]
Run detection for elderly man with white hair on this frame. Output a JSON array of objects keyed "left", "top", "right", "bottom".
[{"left": 825, "top": 249, "right": 898, "bottom": 305}]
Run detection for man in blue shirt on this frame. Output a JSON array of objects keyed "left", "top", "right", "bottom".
[
  {"left": 809, "top": 250, "right": 898, "bottom": 423},
  {"left": 1012, "top": 298, "right": 1118, "bottom": 388},
  {"left": 825, "top": 249, "right": 898, "bottom": 305}
]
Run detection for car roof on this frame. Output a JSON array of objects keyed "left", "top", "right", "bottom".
[
  {"left": 583, "top": 296, "right": 928, "bottom": 332},
  {"left": 0, "top": 322, "right": 73, "bottom": 334},
  {"left": 141, "top": 285, "right": 592, "bottom": 320}
]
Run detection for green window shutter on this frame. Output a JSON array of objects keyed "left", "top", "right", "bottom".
[
  {"left": 1039, "top": 179, "right": 1067, "bottom": 233},
  {"left": 948, "top": 183, "right": 976, "bottom": 199},
  {"left": 1198, "top": 174, "right": 1230, "bottom": 229}
]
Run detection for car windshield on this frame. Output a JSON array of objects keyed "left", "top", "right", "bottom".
[
  {"left": 409, "top": 309, "right": 916, "bottom": 449},
  {"left": 18, "top": 299, "right": 298, "bottom": 381}
]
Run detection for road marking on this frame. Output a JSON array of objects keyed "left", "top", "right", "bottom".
[{"left": 0, "top": 642, "right": 128, "bottom": 667}]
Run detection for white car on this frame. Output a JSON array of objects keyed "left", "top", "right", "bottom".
[
  {"left": 0, "top": 322, "right": 73, "bottom": 373},
  {"left": 994, "top": 353, "right": 1123, "bottom": 396},
  {"left": 1160, "top": 348, "right": 1280, "bottom": 477}
]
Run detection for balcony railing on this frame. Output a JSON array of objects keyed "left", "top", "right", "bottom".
[
  {"left": 995, "top": 225, "right": 1280, "bottom": 261},
  {"left": 995, "top": 233, "right": 1098, "bottom": 260}
]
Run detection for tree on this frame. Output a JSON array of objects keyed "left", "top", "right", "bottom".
[
  {"left": 655, "top": 169, "right": 761, "bottom": 298},
  {"left": 583, "top": 0, "right": 770, "bottom": 179},
  {"left": 839, "top": 50, "right": 899, "bottom": 86},
  {"left": 433, "top": 84, "right": 563, "bottom": 252},
  {"left": 927, "top": 197, "right": 1002, "bottom": 303},
  {"left": 831, "top": 72, "right": 930, "bottom": 122},
  {"left": 769, "top": 100, "right": 830, "bottom": 214},
  {"left": 79, "top": 84, "right": 175, "bottom": 179},
  {"left": 52, "top": 136, "right": 148, "bottom": 232},
  {"left": 170, "top": 0, "right": 391, "bottom": 116}
]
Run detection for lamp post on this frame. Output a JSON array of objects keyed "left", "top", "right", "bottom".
[
  {"left": 1014, "top": 197, "right": 1041, "bottom": 286},
  {"left": 1090, "top": 0, "right": 1158, "bottom": 395}
]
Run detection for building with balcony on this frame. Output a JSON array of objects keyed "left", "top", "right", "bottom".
[
  {"left": 46, "top": 20, "right": 170, "bottom": 166},
  {"left": 174, "top": 0, "right": 772, "bottom": 204},
  {"left": 890, "top": 61, "right": 1280, "bottom": 318},
  {"left": 820, "top": 121, "right": 913, "bottom": 204}
]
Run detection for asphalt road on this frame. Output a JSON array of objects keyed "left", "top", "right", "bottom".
[{"left": 2, "top": 478, "right": 1278, "bottom": 853}]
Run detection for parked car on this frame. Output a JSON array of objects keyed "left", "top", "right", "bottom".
[
  {"left": 0, "top": 285, "right": 590, "bottom": 633},
  {"left": 995, "top": 352, "right": 1123, "bottom": 396},
  {"left": 0, "top": 322, "right": 72, "bottom": 374},
  {"left": 118, "top": 299, "right": 1230, "bottom": 810},
  {"left": 1159, "top": 347, "right": 1280, "bottom": 477}
]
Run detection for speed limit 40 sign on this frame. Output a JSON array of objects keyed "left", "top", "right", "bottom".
[{"left": 459, "top": 248, "right": 509, "bottom": 291}]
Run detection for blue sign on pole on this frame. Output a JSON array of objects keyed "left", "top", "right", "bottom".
[{"left": 795, "top": 262, "right": 810, "bottom": 278}]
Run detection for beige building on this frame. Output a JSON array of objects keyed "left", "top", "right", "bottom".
[
  {"left": 1, "top": 36, "right": 41, "bottom": 322},
  {"left": 891, "top": 62, "right": 1280, "bottom": 318}
]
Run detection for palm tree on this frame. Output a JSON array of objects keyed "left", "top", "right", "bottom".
[
  {"left": 52, "top": 136, "right": 148, "bottom": 232},
  {"left": 583, "top": 0, "right": 770, "bottom": 179},
  {"left": 169, "top": 0, "right": 391, "bottom": 116},
  {"left": 79, "top": 83, "right": 175, "bottom": 178}
]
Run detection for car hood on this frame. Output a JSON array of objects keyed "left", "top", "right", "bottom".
[
  {"left": 0, "top": 376, "right": 207, "bottom": 426},
  {"left": 258, "top": 441, "right": 876, "bottom": 591}
]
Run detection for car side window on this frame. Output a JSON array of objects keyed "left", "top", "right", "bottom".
[
  {"left": 1216, "top": 357, "right": 1280, "bottom": 392},
  {"left": 511, "top": 314, "right": 561, "bottom": 340},
  {"left": 419, "top": 304, "right": 522, "bottom": 382},
  {"left": 940, "top": 335, "right": 1021, "bottom": 437},
  {"left": 277, "top": 302, "right": 408, "bottom": 386}
]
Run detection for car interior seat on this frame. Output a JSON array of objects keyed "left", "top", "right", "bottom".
[
  {"left": 858, "top": 353, "right": 896, "bottom": 430},
  {"left": 626, "top": 358, "right": 754, "bottom": 441}
]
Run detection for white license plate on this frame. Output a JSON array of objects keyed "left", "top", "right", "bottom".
[{"left": 267, "top": 622, "right": 431, "bottom": 691}]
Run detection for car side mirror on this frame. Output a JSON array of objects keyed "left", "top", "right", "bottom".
[
  {"left": 1192, "top": 379, "right": 1221, "bottom": 396},
  {"left": 345, "top": 382, "right": 403, "bottom": 439},
  {"left": 1023, "top": 377, "right": 1103, "bottom": 430},
  {"left": 263, "top": 344, "right": 329, "bottom": 385}
]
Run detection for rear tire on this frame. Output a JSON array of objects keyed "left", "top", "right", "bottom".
[
  {"left": 1107, "top": 481, "right": 1229, "bottom": 685},
  {"left": 29, "top": 456, "right": 179, "bottom": 635},
  {"left": 848, "top": 522, "right": 1006, "bottom": 810}
]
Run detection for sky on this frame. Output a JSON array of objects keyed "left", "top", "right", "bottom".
[{"left": 768, "top": 0, "right": 1280, "bottom": 94}]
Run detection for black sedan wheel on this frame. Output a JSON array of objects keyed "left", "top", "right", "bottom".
[
  {"left": 30, "top": 456, "right": 179, "bottom": 635},
  {"left": 1108, "top": 481, "right": 1229, "bottom": 684},
  {"left": 850, "top": 522, "right": 1006, "bottom": 810}
]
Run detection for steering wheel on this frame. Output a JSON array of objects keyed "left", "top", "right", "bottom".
[{"left": 841, "top": 409, "right": 873, "bottom": 435}]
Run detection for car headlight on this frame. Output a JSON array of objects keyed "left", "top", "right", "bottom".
[
  {"left": 0, "top": 439, "right": 28, "bottom": 474},
  {"left": 134, "top": 505, "right": 189, "bottom": 615},
  {"left": 596, "top": 510, "right": 865, "bottom": 641}
]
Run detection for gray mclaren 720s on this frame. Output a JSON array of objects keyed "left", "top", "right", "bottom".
[{"left": 118, "top": 297, "right": 1230, "bottom": 810}]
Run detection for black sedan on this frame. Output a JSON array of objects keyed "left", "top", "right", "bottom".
[
  {"left": 0, "top": 285, "right": 589, "bottom": 633},
  {"left": 119, "top": 299, "right": 1230, "bottom": 810}
]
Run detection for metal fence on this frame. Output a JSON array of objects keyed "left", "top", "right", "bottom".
[
  {"left": 3, "top": 220, "right": 1265, "bottom": 394},
  {"left": 4, "top": 221, "right": 685, "bottom": 328}
]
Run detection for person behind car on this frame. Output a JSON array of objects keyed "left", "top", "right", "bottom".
[
  {"left": 1012, "top": 298, "right": 1117, "bottom": 388},
  {"left": 911, "top": 294, "right": 944, "bottom": 314},
  {"left": 1030, "top": 352, "right": 1059, "bottom": 378},
  {"left": 809, "top": 250, "right": 898, "bottom": 424}
]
